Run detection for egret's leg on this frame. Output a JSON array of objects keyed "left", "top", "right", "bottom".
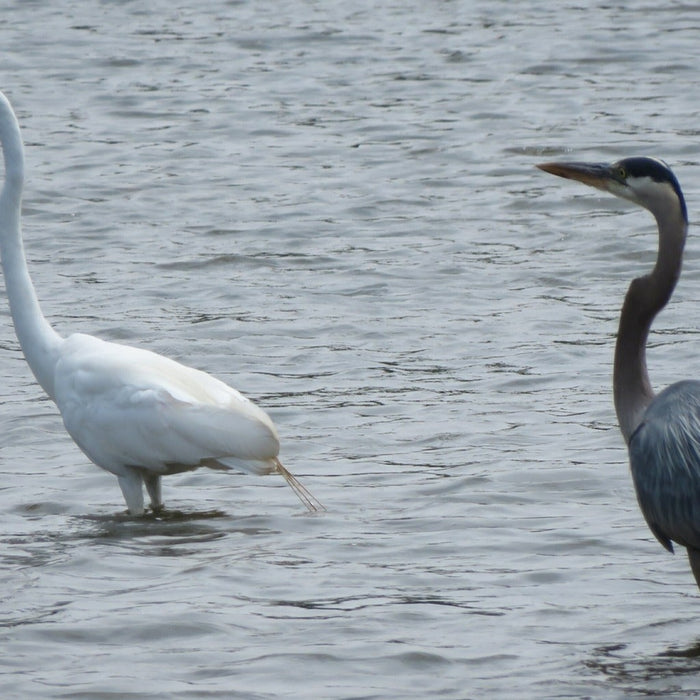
[
  {"left": 687, "top": 547, "right": 700, "bottom": 591},
  {"left": 117, "top": 468, "right": 144, "bottom": 515},
  {"left": 144, "top": 473, "right": 163, "bottom": 512}
]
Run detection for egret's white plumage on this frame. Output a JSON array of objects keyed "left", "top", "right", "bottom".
[{"left": 0, "top": 90, "right": 322, "bottom": 515}]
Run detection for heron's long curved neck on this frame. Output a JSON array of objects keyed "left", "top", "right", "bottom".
[
  {"left": 0, "top": 94, "right": 61, "bottom": 400},
  {"left": 614, "top": 206, "right": 687, "bottom": 442}
]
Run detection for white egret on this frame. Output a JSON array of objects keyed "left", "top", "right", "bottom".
[{"left": 0, "top": 90, "right": 323, "bottom": 515}]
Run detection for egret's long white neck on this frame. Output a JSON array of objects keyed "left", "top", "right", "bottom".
[{"left": 0, "top": 92, "right": 62, "bottom": 400}]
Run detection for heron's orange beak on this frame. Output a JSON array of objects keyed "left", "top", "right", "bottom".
[{"left": 537, "top": 161, "right": 615, "bottom": 192}]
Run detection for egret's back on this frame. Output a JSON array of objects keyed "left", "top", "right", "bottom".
[{"left": 53, "top": 333, "right": 281, "bottom": 476}]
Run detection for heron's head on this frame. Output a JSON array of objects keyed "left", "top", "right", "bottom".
[{"left": 537, "top": 156, "right": 687, "bottom": 224}]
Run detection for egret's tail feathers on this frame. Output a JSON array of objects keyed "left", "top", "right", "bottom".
[{"left": 274, "top": 458, "right": 325, "bottom": 513}]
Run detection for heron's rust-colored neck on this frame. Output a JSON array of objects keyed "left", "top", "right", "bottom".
[{"left": 614, "top": 206, "right": 687, "bottom": 442}]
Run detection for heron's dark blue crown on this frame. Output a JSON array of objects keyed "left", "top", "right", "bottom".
[{"left": 618, "top": 156, "right": 687, "bottom": 222}]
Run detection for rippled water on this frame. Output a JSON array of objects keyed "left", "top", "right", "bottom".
[{"left": 3, "top": 1, "right": 700, "bottom": 697}]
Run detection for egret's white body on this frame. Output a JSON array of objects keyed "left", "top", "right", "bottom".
[{"left": 0, "top": 90, "right": 321, "bottom": 515}]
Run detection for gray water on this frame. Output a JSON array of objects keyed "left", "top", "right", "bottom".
[{"left": 2, "top": 1, "right": 700, "bottom": 697}]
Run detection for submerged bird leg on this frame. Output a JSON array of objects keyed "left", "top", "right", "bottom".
[
  {"left": 273, "top": 458, "right": 325, "bottom": 513},
  {"left": 687, "top": 548, "right": 700, "bottom": 591},
  {"left": 144, "top": 472, "right": 163, "bottom": 512}
]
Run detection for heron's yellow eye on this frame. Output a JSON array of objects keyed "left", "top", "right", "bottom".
[{"left": 616, "top": 166, "right": 627, "bottom": 180}]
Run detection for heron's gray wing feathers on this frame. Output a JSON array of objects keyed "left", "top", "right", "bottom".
[{"left": 629, "top": 380, "right": 700, "bottom": 553}]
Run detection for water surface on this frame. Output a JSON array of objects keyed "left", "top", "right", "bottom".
[{"left": 3, "top": 1, "right": 700, "bottom": 697}]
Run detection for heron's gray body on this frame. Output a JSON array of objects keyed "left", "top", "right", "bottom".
[{"left": 630, "top": 380, "right": 700, "bottom": 553}]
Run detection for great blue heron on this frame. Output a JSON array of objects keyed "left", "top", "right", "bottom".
[
  {"left": 537, "top": 156, "right": 700, "bottom": 589},
  {"left": 0, "top": 90, "right": 323, "bottom": 515}
]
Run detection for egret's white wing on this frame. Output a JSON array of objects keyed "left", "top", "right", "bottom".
[{"left": 53, "top": 334, "right": 279, "bottom": 476}]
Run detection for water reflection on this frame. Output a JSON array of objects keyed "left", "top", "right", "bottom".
[
  {"left": 589, "top": 640, "right": 700, "bottom": 693},
  {"left": 77, "top": 509, "right": 277, "bottom": 545},
  {"left": 664, "top": 641, "right": 700, "bottom": 660}
]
